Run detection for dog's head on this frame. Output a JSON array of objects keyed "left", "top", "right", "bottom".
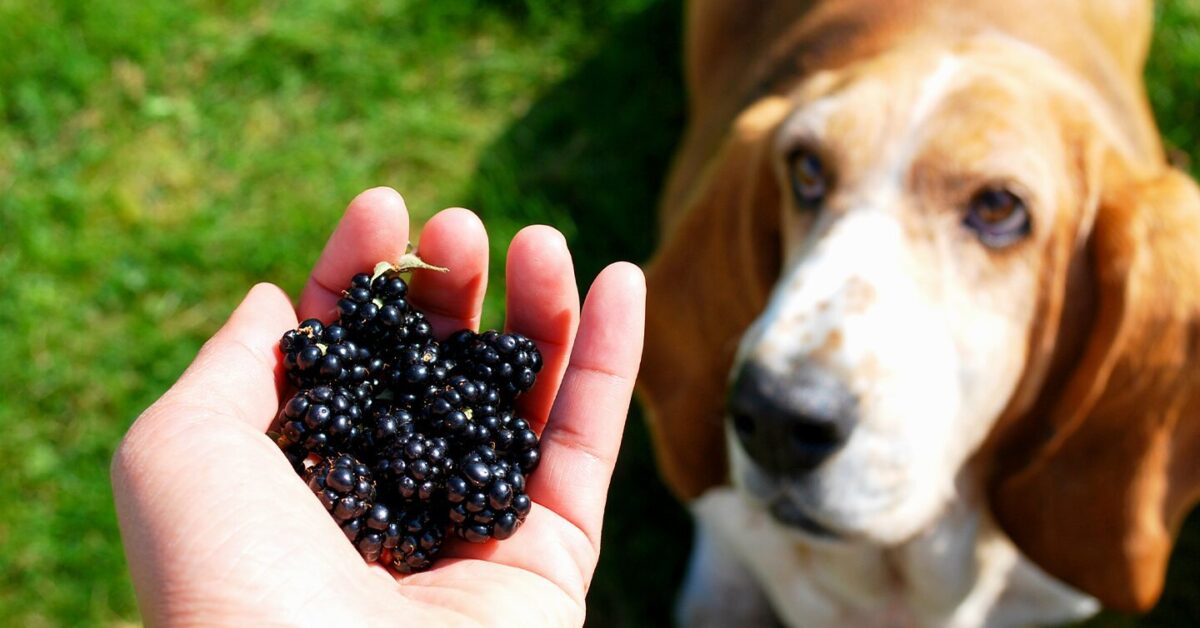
[{"left": 641, "top": 33, "right": 1200, "bottom": 611}]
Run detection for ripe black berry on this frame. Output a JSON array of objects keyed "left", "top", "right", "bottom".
[
  {"left": 422, "top": 375, "right": 501, "bottom": 446},
  {"left": 336, "top": 270, "right": 439, "bottom": 351},
  {"left": 351, "top": 502, "right": 395, "bottom": 562},
  {"left": 280, "top": 320, "right": 374, "bottom": 388},
  {"left": 447, "top": 330, "right": 543, "bottom": 400},
  {"left": 386, "top": 507, "right": 447, "bottom": 573},
  {"left": 494, "top": 412, "right": 541, "bottom": 473},
  {"left": 276, "top": 385, "right": 367, "bottom": 455},
  {"left": 336, "top": 273, "right": 405, "bottom": 337},
  {"left": 354, "top": 404, "right": 416, "bottom": 456},
  {"left": 376, "top": 337, "right": 449, "bottom": 395},
  {"left": 305, "top": 454, "right": 376, "bottom": 524},
  {"left": 446, "top": 450, "right": 532, "bottom": 542},
  {"left": 374, "top": 432, "right": 452, "bottom": 502}
]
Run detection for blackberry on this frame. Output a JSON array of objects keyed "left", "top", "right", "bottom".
[
  {"left": 376, "top": 336, "right": 448, "bottom": 394},
  {"left": 354, "top": 404, "right": 416, "bottom": 456},
  {"left": 336, "top": 273, "right": 400, "bottom": 336},
  {"left": 342, "top": 379, "right": 376, "bottom": 417},
  {"left": 493, "top": 412, "right": 541, "bottom": 473},
  {"left": 305, "top": 454, "right": 376, "bottom": 525},
  {"left": 280, "top": 320, "right": 371, "bottom": 387},
  {"left": 276, "top": 385, "right": 367, "bottom": 455},
  {"left": 349, "top": 501, "right": 395, "bottom": 563},
  {"left": 447, "top": 330, "right": 543, "bottom": 400},
  {"left": 422, "top": 375, "right": 500, "bottom": 446},
  {"left": 386, "top": 507, "right": 447, "bottom": 573},
  {"left": 336, "top": 270, "right": 437, "bottom": 348},
  {"left": 374, "top": 432, "right": 452, "bottom": 502},
  {"left": 393, "top": 310, "right": 435, "bottom": 347},
  {"left": 446, "top": 450, "right": 532, "bottom": 543}
]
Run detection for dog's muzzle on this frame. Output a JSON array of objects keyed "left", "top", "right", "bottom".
[{"left": 727, "top": 362, "right": 859, "bottom": 477}]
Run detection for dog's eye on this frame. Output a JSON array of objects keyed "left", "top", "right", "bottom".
[
  {"left": 788, "top": 150, "right": 828, "bottom": 209},
  {"left": 964, "top": 187, "right": 1031, "bottom": 248}
]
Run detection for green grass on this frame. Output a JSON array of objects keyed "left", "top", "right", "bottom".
[{"left": 0, "top": 1, "right": 1197, "bottom": 625}]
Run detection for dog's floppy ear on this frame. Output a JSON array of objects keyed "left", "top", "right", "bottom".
[
  {"left": 991, "top": 162, "right": 1200, "bottom": 611},
  {"left": 638, "top": 97, "right": 791, "bottom": 500}
]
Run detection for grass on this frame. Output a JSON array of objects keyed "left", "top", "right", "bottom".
[{"left": 0, "top": 0, "right": 1196, "bottom": 625}]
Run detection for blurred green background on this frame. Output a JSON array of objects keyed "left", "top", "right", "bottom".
[{"left": 1, "top": 0, "right": 1197, "bottom": 625}]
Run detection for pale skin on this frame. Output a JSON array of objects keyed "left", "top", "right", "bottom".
[{"left": 110, "top": 187, "right": 646, "bottom": 626}]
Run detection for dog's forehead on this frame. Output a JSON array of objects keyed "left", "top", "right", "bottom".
[{"left": 777, "top": 42, "right": 1069, "bottom": 161}]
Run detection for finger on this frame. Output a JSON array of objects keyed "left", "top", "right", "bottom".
[
  {"left": 299, "top": 187, "right": 410, "bottom": 322},
  {"left": 527, "top": 262, "right": 645, "bottom": 557},
  {"left": 407, "top": 207, "right": 489, "bottom": 339},
  {"left": 503, "top": 225, "right": 580, "bottom": 428},
  {"left": 156, "top": 282, "right": 298, "bottom": 432}
]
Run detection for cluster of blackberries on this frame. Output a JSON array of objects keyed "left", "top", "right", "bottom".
[{"left": 273, "top": 260, "right": 543, "bottom": 573}]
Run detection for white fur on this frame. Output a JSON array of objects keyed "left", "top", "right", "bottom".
[
  {"left": 685, "top": 487, "right": 1099, "bottom": 627},
  {"left": 677, "top": 515, "right": 782, "bottom": 627}
]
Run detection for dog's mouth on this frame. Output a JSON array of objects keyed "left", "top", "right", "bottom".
[
  {"left": 768, "top": 496, "right": 842, "bottom": 540},
  {"left": 732, "top": 438, "right": 846, "bottom": 540}
]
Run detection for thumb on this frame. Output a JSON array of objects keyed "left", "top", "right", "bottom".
[
  {"left": 159, "top": 282, "right": 299, "bottom": 432},
  {"left": 111, "top": 284, "right": 362, "bottom": 624}
]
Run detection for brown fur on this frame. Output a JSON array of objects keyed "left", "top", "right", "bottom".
[{"left": 988, "top": 161, "right": 1200, "bottom": 610}]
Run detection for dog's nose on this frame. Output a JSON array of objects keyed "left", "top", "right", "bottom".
[{"left": 728, "top": 362, "right": 858, "bottom": 475}]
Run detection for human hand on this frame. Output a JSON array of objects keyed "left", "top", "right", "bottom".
[{"left": 111, "top": 187, "right": 646, "bottom": 626}]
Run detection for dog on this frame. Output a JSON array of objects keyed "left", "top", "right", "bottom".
[{"left": 638, "top": 1, "right": 1200, "bottom": 626}]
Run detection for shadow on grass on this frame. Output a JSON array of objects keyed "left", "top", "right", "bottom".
[
  {"left": 465, "top": 2, "right": 1200, "bottom": 626},
  {"left": 463, "top": 1, "right": 689, "bottom": 626}
]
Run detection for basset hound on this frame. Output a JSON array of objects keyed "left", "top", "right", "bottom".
[{"left": 638, "top": 1, "right": 1200, "bottom": 626}]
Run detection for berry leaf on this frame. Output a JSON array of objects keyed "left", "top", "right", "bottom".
[{"left": 373, "top": 255, "right": 448, "bottom": 280}]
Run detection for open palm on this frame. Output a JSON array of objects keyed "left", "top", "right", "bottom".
[{"left": 111, "top": 188, "right": 646, "bottom": 626}]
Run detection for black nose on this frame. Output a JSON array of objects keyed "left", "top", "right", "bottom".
[{"left": 728, "top": 361, "right": 858, "bottom": 475}]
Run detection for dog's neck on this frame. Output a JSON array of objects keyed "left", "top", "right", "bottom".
[
  {"left": 881, "top": 478, "right": 1098, "bottom": 627},
  {"left": 689, "top": 479, "right": 1099, "bottom": 627}
]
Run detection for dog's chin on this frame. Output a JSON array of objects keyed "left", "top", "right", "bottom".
[
  {"left": 727, "top": 431, "right": 947, "bottom": 545},
  {"left": 731, "top": 464, "right": 849, "bottom": 542},
  {"left": 734, "top": 463, "right": 939, "bottom": 546},
  {"left": 766, "top": 496, "right": 844, "bottom": 540},
  {"left": 748, "top": 482, "right": 932, "bottom": 546}
]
